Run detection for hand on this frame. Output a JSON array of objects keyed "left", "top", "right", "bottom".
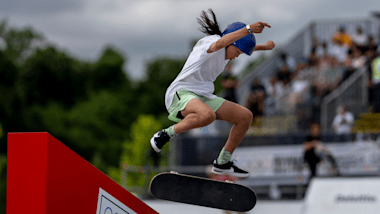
[
  {"left": 264, "top": 40, "right": 275, "bottom": 50},
  {"left": 250, "top": 22, "right": 271, "bottom": 33}
]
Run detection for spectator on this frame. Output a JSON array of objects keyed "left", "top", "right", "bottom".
[
  {"left": 324, "top": 57, "right": 343, "bottom": 91},
  {"left": 276, "top": 52, "right": 297, "bottom": 73},
  {"left": 328, "top": 40, "right": 349, "bottom": 64},
  {"left": 267, "top": 76, "right": 284, "bottom": 100},
  {"left": 314, "top": 42, "right": 330, "bottom": 69},
  {"left": 340, "top": 48, "right": 355, "bottom": 83},
  {"left": 340, "top": 44, "right": 367, "bottom": 85},
  {"left": 363, "top": 35, "right": 379, "bottom": 54},
  {"left": 311, "top": 38, "right": 319, "bottom": 50},
  {"left": 303, "top": 123, "right": 340, "bottom": 180},
  {"left": 309, "top": 48, "right": 320, "bottom": 67},
  {"left": 351, "top": 45, "right": 367, "bottom": 70},
  {"left": 276, "top": 64, "right": 292, "bottom": 86},
  {"left": 311, "top": 39, "right": 328, "bottom": 58},
  {"left": 332, "top": 26, "right": 352, "bottom": 48},
  {"left": 265, "top": 76, "right": 284, "bottom": 115},
  {"left": 246, "top": 78, "right": 266, "bottom": 119},
  {"left": 221, "top": 62, "right": 238, "bottom": 103},
  {"left": 351, "top": 26, "right": 368, "bottom": 51},
  {"left": 319, "top": 42, "right": 329, "bottom": 59},
  {"left": 287, "top": 70, "right": 311, "bottom": 108},
  {"left": 365, "top": 46, "right": 377, "bottom": 106},
  {"left": 312, "top": 62, "right": 330, "bottom": 98},
  {"left": 332, "top": 105, "right": 354, "bottom": 141}
]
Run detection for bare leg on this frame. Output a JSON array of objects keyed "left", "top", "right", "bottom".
[
  {"left": 215, "top": 100, "right": 253, "bottom": 153},
  {"left": 173, "top": 98, "right": 216, "bottom": 134}
]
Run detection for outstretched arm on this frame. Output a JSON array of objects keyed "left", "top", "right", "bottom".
[
  {"left": 207, "top": 22, "right": 271, "bottom": 53},
  {"left": 254, "top": 41, "right": 275, "bottom": 51}
]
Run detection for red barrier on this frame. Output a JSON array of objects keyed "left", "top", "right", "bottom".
[{"left": 7, "top": 132, "right": 158, "bottom": 214}]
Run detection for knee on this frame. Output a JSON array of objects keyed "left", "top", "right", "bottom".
[
  {"left": 199, "top": 110, "right": 216, "bottom": 126},
  {"left": 241, "top": 109, "right": 254, "bottom": 126}
]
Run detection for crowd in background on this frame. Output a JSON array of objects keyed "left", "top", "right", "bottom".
[
  {"left": 219, "top": 25, "right": 380, "bottom": 180},
  {"left": 223, "top": 25, "right": 380, "bottom": 133}
]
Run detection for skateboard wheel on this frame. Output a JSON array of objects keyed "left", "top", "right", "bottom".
[
  {"left": 170, "top": 171, "right": 179, "bottom": 174},
  {"left": 225, "top": 180, "right": 234, "bottom": 183}
]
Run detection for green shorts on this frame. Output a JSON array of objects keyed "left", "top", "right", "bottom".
[{"left": 168, "top": 90, "right": 226, "bottom": 123}]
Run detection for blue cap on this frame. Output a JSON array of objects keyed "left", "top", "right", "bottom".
[{"left": 222, "top": 22, "right": 256, "bottom": 56}]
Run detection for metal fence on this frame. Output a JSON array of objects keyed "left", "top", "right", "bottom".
[
  {"left": 311, "top": 18, "right": 379, "bottom": 47},
  {"left": 236, "top": 17, "right": 379, "bottom": 103},
  {"left": 234, "top": 17, "right": 379, "bottom": 133},
  {"left": 321, "top": 67, "right": 369, "bottom": 133},
  {"left": 274, "top": 67, "right": 315, "bottom": 132},
  {"left": 236, "top": 25, "right": 310, "bottom": 106}
]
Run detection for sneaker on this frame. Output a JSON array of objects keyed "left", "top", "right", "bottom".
[
  {"left": 150, "top": 130, "right": 170, "bottom": 153},
  {"left": 212, "top": 160, "right": 250, "bottom": 178}
]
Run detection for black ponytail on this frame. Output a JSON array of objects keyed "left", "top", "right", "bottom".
[{"left": 197, "top": 9, "right": 222, "bottom": 36}]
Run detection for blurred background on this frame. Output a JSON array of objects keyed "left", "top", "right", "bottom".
[{"left": 1, "top": 1, "right": 380, "bottom": 213}]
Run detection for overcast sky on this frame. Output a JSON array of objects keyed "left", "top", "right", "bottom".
[{"left": 1, "top": 0, "right": 379, "bottom": 80}]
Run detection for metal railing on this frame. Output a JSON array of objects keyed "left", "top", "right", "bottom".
[
  {"left": 311, "top": 18, "right": 378, "bottom": 47},
  {"left": 321, "top": 67, "right": 369, "bottom": 133},
  {"left": 275, "top": 67, "right": 315, "bottom": 116},
  {"left": 236, "top": 17, "right": 379, "bottom": 107},
  {"left": 236, "top": 25, "right": 310, "bottom": 105}
]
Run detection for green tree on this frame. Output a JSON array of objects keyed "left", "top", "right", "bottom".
[
  {"left": 0, "top": 125, "right": 5, "bottom": 214},
  {"left": 0, "top": 155, "right": 6, "bottom": 214},
  {"left": 0, "top": 21, "right": 49, "bottom": 152},
  {"left": 21, "top": 46, "right": 82, "bottom": 108},
  {"left": 135, "top": 57, "right": 185, "bottom": 128},
  {"left": 18, "top": 43, "right": 130, "bottom": 110},
  {"left": 91, "top": 46, "right": 129, "bottom": 92},
  {"left": 108, "top": 115, "right": 166, "bottom": 192},
  {"left": 0, "top": 19, "right": 138, "bottom": 213},
  {"left": 0, "top": 49, "right": 24, "bottom": 154},
  {"left": 0, "top": 19, "right": 43, "bottom": 64},
  {"left": 33, "top": 90, "right": 136, "bottom": 172},
  {"left": 15, "top": 43, "right": 135, "bottom": 172},
  {"left": 0, "top": 124, "right": 3, "bottom": 139}
]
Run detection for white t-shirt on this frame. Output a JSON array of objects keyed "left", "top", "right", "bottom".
[
  {"left": 332, "top": 112, "right": 354, "bottom": 134},
  {"left": 352, "top": 33, "right": 368, "bottom": 46},
  {"left": 165, "top": 35, "right": 229, "bottom": 110},
  {"left": 328, "top": 44, "right": 348, "bottom": 63}
]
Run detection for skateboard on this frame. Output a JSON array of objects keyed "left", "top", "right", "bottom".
[{"left": 149, "top": 172, "right": 257, "bottom": 212}]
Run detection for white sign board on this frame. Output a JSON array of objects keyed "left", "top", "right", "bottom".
[
  {"left": 232, "top": 141, "right": 380, "bottom": 178},
  {"left": 232, "top": 144, "right": 309, "bottom": 178},
  {"left": 96, "top": 188, "right": 137, "bottom": 214},
  {"left": 301, "top": 177, "right": 380, "bottom": 214}
]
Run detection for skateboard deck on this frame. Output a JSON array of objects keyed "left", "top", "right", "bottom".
[{"left": 149, "top": 172, "right": 257, "bottom": 212}]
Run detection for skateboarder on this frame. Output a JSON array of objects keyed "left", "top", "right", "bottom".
[{"left": 150, "top": 9, "right": 275, "bottom": 178}]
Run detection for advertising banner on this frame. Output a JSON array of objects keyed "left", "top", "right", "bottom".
[
  {"left": 302, "top": 177, "right": 380, "bottom": 214},
  {"left": 232, "top": 141, "right": 380, "bottom": 179}
]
